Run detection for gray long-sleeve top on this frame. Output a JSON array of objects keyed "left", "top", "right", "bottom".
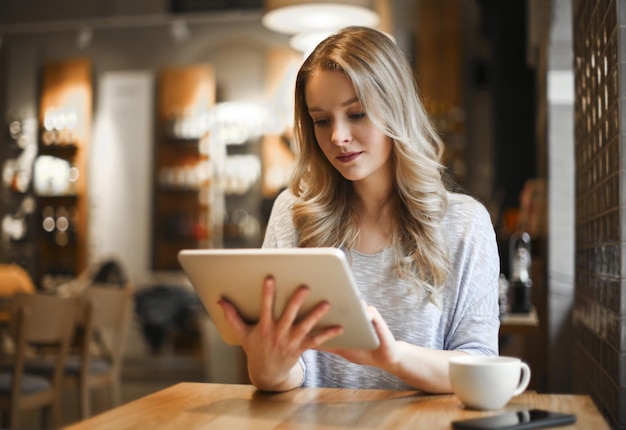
[{"left": 262, "top": 190, "right": 500, "bottom": 390}]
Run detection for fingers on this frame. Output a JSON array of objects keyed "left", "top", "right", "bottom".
[
  {"left": 273, "top": 283, "right": 342, "bottom": 350},
  {"left": 221, "top": 276, "right": 344, "bottom": 354},
  {"left": 275, "top": 285, "right": 311, "bottom": 337},
  {"left": 366, "top": 304, "right": 381, "bottom": 319},
  {"left": 290, "top": 298, "right": 345, "bottom": 350},
  {"left": 306, "top": 325, "right": 344, "bottom": 349},
  {"left": 362, "top": 300, "right": 374, "bottom": 322},
  {"left": 258, "top": 276, "right": 276, "bottom": 333},
  {"left": 218, "top": 298, "right": 249, "bottom": 341},
  {"left": 366, "top": 305, "right": 386, "bottom": 332},
  {"left": 260, "top": 276, "right": 276, "bottom": 319},
  {"left": 290, "top": 299, "right": 328, "bottom": 337}
]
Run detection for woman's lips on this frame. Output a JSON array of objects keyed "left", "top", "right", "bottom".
[{"left": 336, "top": 152, "right": 361, "bottom": 163}]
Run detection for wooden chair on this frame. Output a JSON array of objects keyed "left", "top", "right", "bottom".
[
  {"left": 26, "top": 284, "right": 133, "bottom": 419},
  {"left": 26, "top": 283, "right": 134, "bottom": 420},
  {"left": 0, "top": 293, "right": 77, "bottom": 429},
  {"left": 71, "top": 283, "right": 133, "bottom": 419}
]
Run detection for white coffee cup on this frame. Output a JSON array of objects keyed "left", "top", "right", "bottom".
[{"left": 449, "top": 355, "right": 531, "bottom": 410}]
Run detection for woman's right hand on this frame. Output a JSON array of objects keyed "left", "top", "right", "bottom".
[{"left": 217, "top": 275, "right": 343, "bottom": 391}]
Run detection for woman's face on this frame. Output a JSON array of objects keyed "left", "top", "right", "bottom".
[{"left": 305, "top": 69, "right": 393, "bottom": 184}]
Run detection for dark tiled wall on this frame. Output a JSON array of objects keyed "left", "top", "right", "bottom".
[{"left": 572, "top": 0, "right": 625, "bottom": 427}]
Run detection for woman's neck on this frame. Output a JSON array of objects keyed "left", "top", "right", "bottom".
[
  {"left": 353, "top": 183, "right": 396, "bottom": 254},
  {"left": 352, "top": 173, "right": 394, "bottom": 215}
]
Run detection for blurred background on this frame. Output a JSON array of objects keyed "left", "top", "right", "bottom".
[{"left": 1, "top": 0, "right": 618, "bottom": 427}]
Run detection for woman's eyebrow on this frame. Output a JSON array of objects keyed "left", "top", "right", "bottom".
[{"left": 308, "top": 97, "right": 360, "bottom": 113}]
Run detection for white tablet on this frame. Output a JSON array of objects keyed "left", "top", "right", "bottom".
[{"left": 178, "top": 247, "right": 379, "bottom": 350}]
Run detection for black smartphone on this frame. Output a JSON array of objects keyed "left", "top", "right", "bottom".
[{"left": 451, "top": 409, "right": 576, "bottom": 430}]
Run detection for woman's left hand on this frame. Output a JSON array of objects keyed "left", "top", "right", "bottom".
[{"left": 321, "top": 305, "right": 401, "bottom": 370}]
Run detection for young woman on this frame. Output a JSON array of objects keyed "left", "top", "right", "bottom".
[{"left": 218, "top": 26, "right": 500, "bottom": 393}]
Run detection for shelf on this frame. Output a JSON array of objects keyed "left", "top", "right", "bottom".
[
  {"left": 158, "top": 186, "right": 204, "bottom": 194},
  {"left": 499, "top": 306, "right": 539, "bottom": 336},
  {"left": 35, "top": 194, "right": 79, "bottom": 200},
  {"left": 35, "top": 57, "right": 92, "bottom": 288},
  {"left": 164, "top": 136, "right": 204, "bottom": 146},
  {"left": 152, "top": 64, "right": 222, "bottom": 271},
  {"left": 37, "top": 143, "right": 78, "bottom": 156}
]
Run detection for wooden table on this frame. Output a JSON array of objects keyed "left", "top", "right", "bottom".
[{"left": 64, "top": 382, "right": 609, "bottom": 429}]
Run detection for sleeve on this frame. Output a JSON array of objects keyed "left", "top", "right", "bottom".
[
  {"left": 444, "top": 198, "right": 501, "bottom": 356},
  {"left": 298, "top": 356, "right": 307, "bottom": 387},
  {"left": 261, "top": 190, "right": 298, "bottom": 249}
]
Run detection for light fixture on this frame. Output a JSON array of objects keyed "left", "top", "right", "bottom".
[
  {"left": 263, "top": 1, "right": 380, "bottom": 53},
  {"left": 289, "top": 30, "right": 335, "bottom": 55}
]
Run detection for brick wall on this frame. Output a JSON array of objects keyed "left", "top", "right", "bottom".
[{"left": 572, "top": 0, "right": 625, "bottom": 427}]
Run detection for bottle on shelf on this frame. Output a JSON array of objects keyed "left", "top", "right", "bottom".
[{"left": 509, "top": 231, "right": 532, "bottom": 314}]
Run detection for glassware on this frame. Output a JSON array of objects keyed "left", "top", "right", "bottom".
[{"left": 509, "top": 232, "right": 532, "bottom": 314}]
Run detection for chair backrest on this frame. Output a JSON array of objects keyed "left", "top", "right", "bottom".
[
  {"left": 9, "top": 294, "right": 78, "bottom": 410},
  {"left": 79, "top": 284, "right": 133, "bottom": 371},
  {"left": 11, "top": 293, "right": 77, "bottom": 347}
]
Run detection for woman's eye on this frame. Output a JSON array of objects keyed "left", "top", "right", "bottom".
[
  {"left": 350, "top": 112, "right": 366, "bottom": 120},
  {"left": 312, "top": 118, "right": 329, "bottom": 127}
]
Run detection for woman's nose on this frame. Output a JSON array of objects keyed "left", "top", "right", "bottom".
[{"left": 331, "top": 121, "right": 351, "bottom": 145}]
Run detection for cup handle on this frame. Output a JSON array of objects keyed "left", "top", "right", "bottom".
[{"left": 512, "top": 362, "right": 531, "bottom": 396}]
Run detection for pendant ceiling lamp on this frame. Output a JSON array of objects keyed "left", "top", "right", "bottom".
[{"left": 263, "top": 0, "right": 380, "bottom": 53}]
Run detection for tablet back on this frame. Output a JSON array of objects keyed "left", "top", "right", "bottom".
[{"left": 178, "top": 247, "right": 379, "bottom": 350}]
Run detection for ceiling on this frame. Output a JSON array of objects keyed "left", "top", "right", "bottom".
[{"left": 170, "top": 0, "right": 263, "bottom": 13}]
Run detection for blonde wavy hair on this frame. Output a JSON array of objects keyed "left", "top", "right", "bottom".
[{"left": 290, "top": 26, "right": 450, "bottom": 303}]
